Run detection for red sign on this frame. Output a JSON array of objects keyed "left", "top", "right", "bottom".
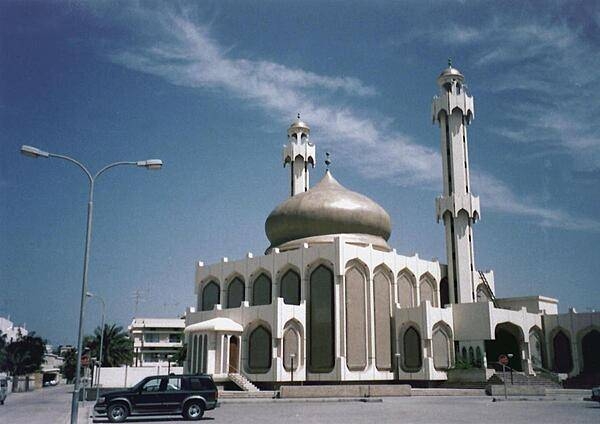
[{"left": 498, "top": 354, "right": 509, "bottom": 365}]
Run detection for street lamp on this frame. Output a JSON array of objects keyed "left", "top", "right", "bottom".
[
  {"left": 289, "top": 353, "right": 296, "bottom": 383},
  {"left": 20, "top": 145, "right": 162, "bottom": 424},
  {"left": 86, "top": 292, "right": 105, "bottom": 404}
]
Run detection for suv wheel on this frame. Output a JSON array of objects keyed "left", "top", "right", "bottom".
[
  {"left": 183, "top": 400, "right": 204, "bottom": 420},
  {"left": 107, "top": 403, "right": 129, "bottom": 423}
]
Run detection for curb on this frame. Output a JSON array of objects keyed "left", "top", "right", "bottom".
[{"left": 219, "top": 397, "right": 384, "bottom": 404}]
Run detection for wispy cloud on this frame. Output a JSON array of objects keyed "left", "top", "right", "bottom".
[{"left": 108, "top": 8, "right": 599, "bottom": 232}]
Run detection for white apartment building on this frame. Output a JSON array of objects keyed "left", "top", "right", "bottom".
[{"left": 129, "top": 318, "right": 185, "bottom": 366}]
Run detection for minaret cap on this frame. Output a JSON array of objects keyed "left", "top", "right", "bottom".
[
  {"left": 288, "top": 113, "right": 310, "bottom": 136},
  {"left": 437, "top": 58, "right": 465, "bottom": 86}
]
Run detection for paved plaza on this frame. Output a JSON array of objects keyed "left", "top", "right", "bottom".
[{"left": 0, "top": 385, "right": 598, "bottom": 424}]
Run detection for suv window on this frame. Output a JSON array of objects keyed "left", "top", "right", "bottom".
[
  {"left": 187, "top": 377, "right": 214, "bottom": 390},
  {"left": 141, "top": 377, "right": 163, "bottom": 392},
  {"left": 166, "top": 377, "right": 182, "bottom": 391}
]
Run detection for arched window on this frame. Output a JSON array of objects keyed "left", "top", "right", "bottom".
[
  {"left": 345, "top": 266, "right": 367, "bottom": 371},
  {"left": 397, "top": 271, "right": 415, "bottom": 308},
  {"left": 581, "top": 330, "right": 600, "bottom": 372},
  {"left": 248, "top": 325, "right": 271, "bottom": 373},
  {"left": 227, "top": 277, "right": 245, "bottom": 308},
  {"left": 252, "top": 273, "right": 271, "bottom": 306},
  {"left": 403, "top": 327, "right": 422, "bottom": 372},
  {"left": 419, "top": 274, "right": 436, "bottom": 306},
  {"left": 476, "top": 284, "right": 491, "bottom": 302},
  {"left": 475, "top": 346, "right": 483, "bottom": 367},
  {"left": 201, "top": 281, "right": 220, "bottom": 311},
  {"left": 440, "top": 277, "right": 450, "bottom": 306},
  {"left": 461, "top": 346, "right": 467, "bottom": 362},
  {"left": 432, "top": 325, "right": 451, "bottom": 370},
  {"left": 552, "top": 330, "right": 573, "bottom": 373},
  {"left": 281, "top": 269, "right": 301, "bottom": 305},
  {"left": 373, "top": 269, "right": 392, "bottom": 370},
  {"left": 529, "top": 329, "right": 543, "bottom": 368},
  {"left": 283, "top": 327, "right": 299, "bottom": 371},
  {"left": 308, "top": 265, "right": 335, "bottom": 373}
]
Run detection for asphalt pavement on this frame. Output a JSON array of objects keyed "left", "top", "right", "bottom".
[{"left": 2, "top": 387, "right": 598, "bottom": 424}]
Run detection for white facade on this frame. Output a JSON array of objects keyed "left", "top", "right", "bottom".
[
  {"left": 128, "top": 318, "right": 185, "bottom": 367},
  {"left": 183, "top": 65, "right": 600, "bottom": 386},
  {"left": 0, "top": 317, "right": 28, "bottom": 343}
]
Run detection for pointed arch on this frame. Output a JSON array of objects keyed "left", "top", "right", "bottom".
[
  {"left": 401, "top": 325, "right": 422, "bottom": 372},
  {"left": 432, "top": 321, "right": 453, "bottom": 370},
  {"left": 528, "top": 326, "right": 545, "bottom": 368},
  {"left": 201, "top": 280, "right": 220, "bottom": 311},
  {"left": 344, "top": 261, "right": 368, "bottom": 371},
  {"left": 308, "top": 264, "right": 335, "bottom": 373},
  {"left": 279, "top": 266, "right": 301, "bottom": 305},
  {"left": 283, "top": 319, "right": 304, "bottom": 371},
  {"left": 247, "top": 324, "right": 272, "bottom": 374},
  {"left": 397, "top": 268, "right": 416, "bottom": 308},
  {"left": 579, "top": 327, "right": 600, "bottom": 372},
  {"left": 226, "top": 275, "right": 245, "bottom": 309},
  {"left": 419, "top": 272, "right": 438, "bottom": 307},
  {"left": 251, "top": 271, "right": 272, "bottom": 306},
  {"left": 551, "top": 328, "right": 573, "bottom": 373},
  {"left": 476, "top": 283, "right": 492, "bottom": 303},
  {"left": 373, "top": 264, "right": 393, "bottom": 370}
]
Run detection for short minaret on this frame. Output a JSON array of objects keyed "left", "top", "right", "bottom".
[
  {"left": 283, "top": 114, "right": 315, "bottom": 196},
  {"left": 432, "top": 61, "right": 480, "bottom": 304}
]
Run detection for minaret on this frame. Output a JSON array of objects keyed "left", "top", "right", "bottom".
[
  {"left": 283, "top": 114, "right": 315, "bottom": 196},
  {"left": 432, "top": 61, "right": 480, "bottom": 304}
]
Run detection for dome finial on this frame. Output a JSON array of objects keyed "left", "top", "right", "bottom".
[
  {"left": 297, "top": 112, "right": 301, "bottom": 119},
  {"left": 325, "top": 152, "right": 331, "bottom": 171},
  {"left": 448, "top": 57, "right": 452, "bottom": 68}
]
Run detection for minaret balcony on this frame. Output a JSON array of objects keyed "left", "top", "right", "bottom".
[
  {"left": 432, "top": 92, "right": 475, "bottom": 123},
  {"left": 283, "top": 141, "right": 316, "bottom": 165},
  {"left": 436, "top": 193, "right": 480, "bottom": 222}
]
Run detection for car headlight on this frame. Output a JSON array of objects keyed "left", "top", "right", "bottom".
[{"left": 96, "top": 396, "right": 106, "bottom": 404}]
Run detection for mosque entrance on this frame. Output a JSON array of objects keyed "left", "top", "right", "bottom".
[
  {"left": 485, "top": 323, "right": 523, "bottom": 371},
  {"left": 581, "top": 330, "right": 600, "bottom": 373},
  {"left": 229, "top": 336, "right": 239, "bottom": 373}
]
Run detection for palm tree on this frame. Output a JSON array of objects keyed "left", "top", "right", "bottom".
[{"left": 85, "top": 324, "right": 133, "bottom": 367}]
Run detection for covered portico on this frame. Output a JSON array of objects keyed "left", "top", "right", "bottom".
[{"left": 184, "top": 317, "right": 243, "bottom": 378}]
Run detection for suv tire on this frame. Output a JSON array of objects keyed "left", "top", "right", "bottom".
[
  {"left": 107, "top": 402, "right": 129, "bottom": 423},
  {"left": 183, "top": 400, "right": 204, "bottom": 420}
]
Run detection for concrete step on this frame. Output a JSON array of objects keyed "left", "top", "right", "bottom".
[
  {"left": 412, "top": 388, "right": 486, "bottom": 396},
  {"left": 219, "top": 390, "right": 277, "bottom": 398}
]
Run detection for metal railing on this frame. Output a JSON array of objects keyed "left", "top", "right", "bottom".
[{"left": 478, "top": 270, "right": 499, "bottom": 308}]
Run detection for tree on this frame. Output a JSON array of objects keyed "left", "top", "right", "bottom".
[
  {"left": 0, "top": 332, "right": 46, "bottom": 376},
  {"left": 173, "top": 343, "right": 187, "bottom": 366},
  {"left": 60, "top": 348, "right": 77, "bottom": 382},
  {"left": 85, "top": 324, "right": 133, "bottom": 367},
  {"left": 0, "top": 333, "right": 7, "bottom": 370}
]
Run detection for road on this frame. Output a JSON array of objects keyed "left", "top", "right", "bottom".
[
  {"left": 92, "top": 396, "right": 599, "bottom": 424},
  {"left": 0, "top": 384, "right": 74, "bottom": 423},
  {"left": 1, "top": 389, "right": 598, "bottom": 424}
]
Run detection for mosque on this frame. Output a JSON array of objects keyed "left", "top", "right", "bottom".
[{"left": 182, "top": 64, "right": 600, "bottom": 388}]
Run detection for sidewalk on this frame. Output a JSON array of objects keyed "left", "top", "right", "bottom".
[{"left": 78, "top": 401, "right": 94, "bottom": 424}]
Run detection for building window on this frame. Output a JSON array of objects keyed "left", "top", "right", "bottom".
[
  {"left": 402, "top": 326, "right": 422, "bottom": 372},
  {"left": 252, "top": 273, "right": 272, "bottom": 306},
  {"left": 227, "top": 277, "right": 245, "bottom": 308},
  {"left": 345, "top": 266, "right": 367, "bottom": 371},
  {"left": 169, "top": 333, "right": 181, "bottom": 343},
  {"left": 281, "top": 269, "right": 301, "bottom": 305},
  {"left": 308, "top": 265, "right": 335, "bottom": 373},
  {"left": 397, "top": 270, "right": 415, "bottom": 308},
  {"left": 248, "top": 325, "right": 271, "bottom": 373},
  {"left": 202, "top": 281, "right": 220, "bottom": 311},
  {"left": 373, "top": 269, "right": 392, "bottom": 371},
  {"left": 144, "top": 333, "right": 160, "bottom": 343},
  {"left": 419, "top": 274, "right": 437, "bottom": 306}
]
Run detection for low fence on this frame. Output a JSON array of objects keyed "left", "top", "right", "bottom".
[{"left": 97, "top": 366, "right": 184, "bottom": 388}]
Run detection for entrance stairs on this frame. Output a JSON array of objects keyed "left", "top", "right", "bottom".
[
  {"left": 491, "top": 371, "right": 562, "bottom": 389},
  {"left": 228, "top": 373, "right": 260, "bottom": 392}
]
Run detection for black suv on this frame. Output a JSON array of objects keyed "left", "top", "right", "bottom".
[{"left": 94, "top": 374, "right": 218, "bottom": 422}]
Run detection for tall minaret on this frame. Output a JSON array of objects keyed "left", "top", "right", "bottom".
[
  {"left": 283, "top": 114, "right": 315, "bottom": 196},
  {"left": 432, "top": 61, "right": 480, "bottom": 304}
]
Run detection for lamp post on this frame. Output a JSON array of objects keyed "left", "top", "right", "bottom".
[
  {"left": 289, "top": 353, "right": 296, "bottom": 383},
  {"left": 86, "top": 292, "right": 105, "bottom": 404},
  {"left": 20, "top": 145, "right": 162, "bottom": 424}
]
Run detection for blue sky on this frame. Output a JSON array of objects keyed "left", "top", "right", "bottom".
[{"left": 1, "top": 1, "right": 599, "bottom": 345}]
